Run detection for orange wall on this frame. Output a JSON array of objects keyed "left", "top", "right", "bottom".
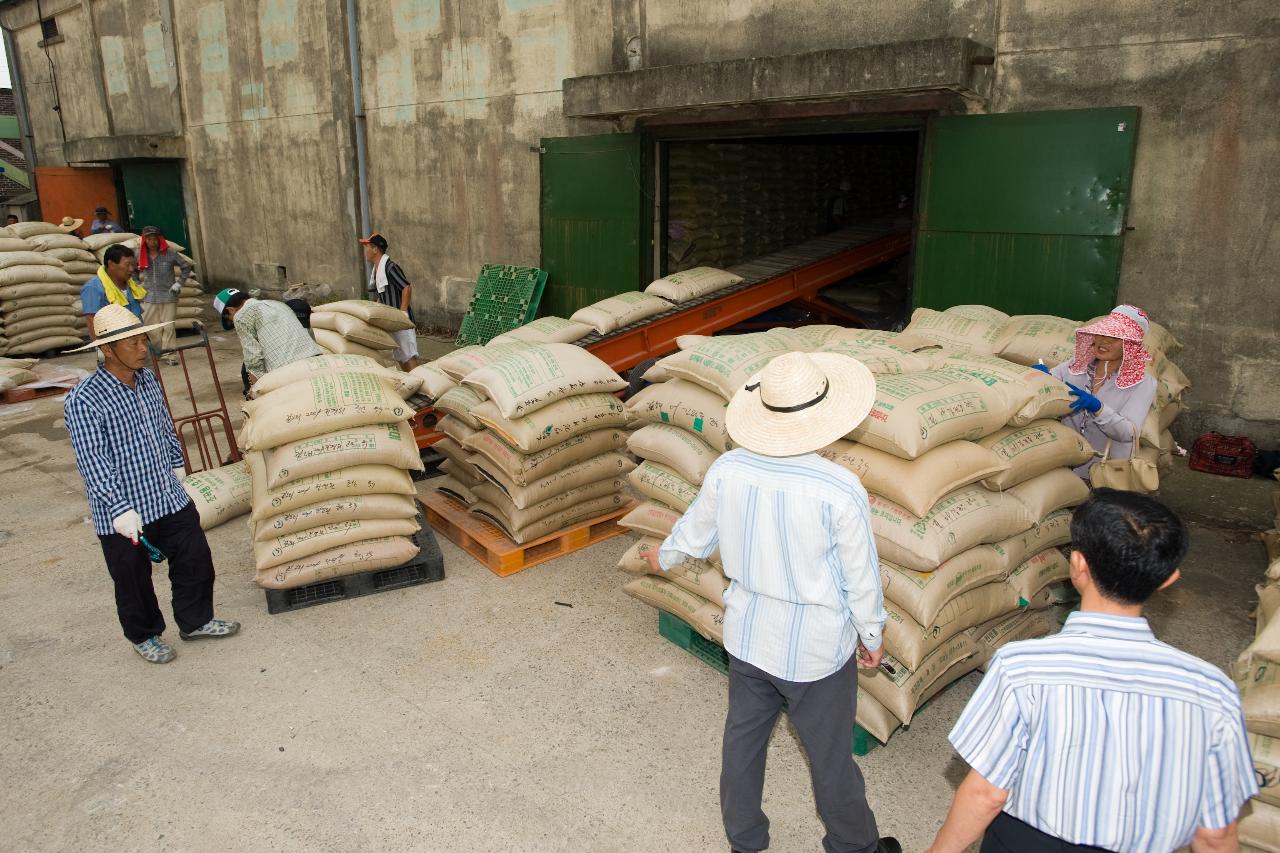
[{"left": 33, "top": 167, "right": 119, "bottom": 228}]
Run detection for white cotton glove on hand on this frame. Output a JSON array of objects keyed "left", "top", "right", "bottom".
[
  {"left": 112, "top": 509, "right": 143, "bottom": 543},
  {"left": 169, "top": 283, "right": 183, "bottom": 295}
]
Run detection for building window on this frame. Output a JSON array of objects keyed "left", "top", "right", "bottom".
[{"left": 40, "top": 17, "right": 59, "bottom": 41}]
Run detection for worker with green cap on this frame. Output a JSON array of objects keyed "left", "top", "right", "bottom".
[{"left": 212, "top": 288, "right": 322, "bottom": 395}]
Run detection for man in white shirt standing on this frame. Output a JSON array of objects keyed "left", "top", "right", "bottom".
[
  {"left": 359, "top": 233, "right": 420, "bottom": 371},
  {"left": 647, "top": 351, "right": 897, "bottom": 853}
]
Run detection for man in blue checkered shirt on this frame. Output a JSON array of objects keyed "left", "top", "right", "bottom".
[{"left": 64, "top": 304, "right": 240, "bottom": 664}]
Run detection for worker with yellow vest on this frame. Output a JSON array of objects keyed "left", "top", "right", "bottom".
[{"left": 81, "top": 244, "right": 147, "bottom": 340}]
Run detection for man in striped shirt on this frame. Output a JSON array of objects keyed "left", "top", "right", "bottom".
[
  {"left": 360, "top": 233, "right": 420, "bottom": 370},
  {"left": 926, "top": 489, "right": 1256, "bottom": 853},
  {"left": 64, "top": 305, "right": 240, "bottom": 664},
  {"left": 648, "top": 352, "right": 898, "bottom": 853}
]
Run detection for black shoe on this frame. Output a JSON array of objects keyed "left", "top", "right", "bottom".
[{"left": 877, "top": 838, "right": 902, "bottom": 853}]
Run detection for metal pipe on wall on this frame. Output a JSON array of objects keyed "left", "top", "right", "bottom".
[{"left": 344, "top": 0, "right": 371, "bottom": 251}]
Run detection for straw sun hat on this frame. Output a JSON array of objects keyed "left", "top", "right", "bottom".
[
  {"left": 70, "top": 303, "right": 171, "bottom": 352},
  {"left": 56, "top": 215, "right": 84, "bottom": 232},
  {"left": 726, "top": 351, "right": 877, "bottom": 457}
]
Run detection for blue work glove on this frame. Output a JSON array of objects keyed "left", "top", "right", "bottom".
[
  {"left": 1030, "top": 362, "right": 1051, "bottom": 375},
  {"left": 1067, "top": 383, "right": 1102, "bottom": 414}
]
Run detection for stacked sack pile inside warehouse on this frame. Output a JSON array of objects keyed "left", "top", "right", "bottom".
[
  {"left": 1233, "top": 474, "right": 1280, "bottom": 847},
  {"left": 422, "top": 337, "right": 636, "bottom": 544},
  {"left": 238, "top": 355, "right": 427, "bottom": 589},
  {"left": 0, "top": 222, "right": 87, "bottom": 355},
  {"left": 614, "top": 304, "right": 1177, "bottom": 744},
  {"left": 309, "top": 299, "right": 415, "bottom": 365}
]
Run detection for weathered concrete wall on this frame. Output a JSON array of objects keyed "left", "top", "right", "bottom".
[{"left": 90, "top": 0, "right": 182, "bottom": 137}]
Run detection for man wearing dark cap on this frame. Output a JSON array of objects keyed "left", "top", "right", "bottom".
[
  {"left": 90, "top": 206, "right": 123, "bottom": 235},
  {"left": 359, "top": 233, "right": 420, "bottom": 370}
]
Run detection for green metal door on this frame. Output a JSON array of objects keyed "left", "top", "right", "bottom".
[
  {"left": 119, "top": 160, "right": 189, "bottom": 247},
  {"left": 914, "top": 107, "right": 1139, "bottom": 319},
  {"left": 540, "top": 133, "right": 646, "bottom": 318}
]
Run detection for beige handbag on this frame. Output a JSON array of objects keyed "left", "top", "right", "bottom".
[{"left": 1089, "top": 440, "right": 1159, "bottom": 493}]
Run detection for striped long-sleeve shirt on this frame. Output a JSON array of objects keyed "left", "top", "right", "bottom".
[
  {"left": 64, "top": 367, "right": 192, "bottom": 536},
  {"left": 950, "top": 612, "right": 1257, "bottom": 852},
  {"left": 659, "top": 449, "right": 886, "bottom": 682}
]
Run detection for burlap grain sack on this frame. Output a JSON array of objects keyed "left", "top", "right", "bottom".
[
  {"left": 433, "top": 384, "right": 487, "bottom": 428},
  {"left": 570, "top": 291, "right": 672, "bottom": 334},
  {"left": 309, "top": 311, "right": 398, "bottom": 350},
  {"left": 435, "top": 475, "right": 479, "bottom": 506},
  {"left": 627, "top": 422, "right": 719, "bottom": 485},
  {"left": 1140, "top": 400, "right": 1182, "bottom": 448},
  {"left": 9, "top": 221, "right": 64, "bottom": 239},
  {"left": 769, "top": 325, "right": 848, "bottom": 350},
  {"left": 83, "top": 230, "right": 137, "bottom": 249},
  {"left": 435, "top": 342, "right": 530, "bottom": 380},
  {"left": 903, "top": 306, "right": 1007, "bottom": 355},
  {"left": 1239, "top": 799, "right": 1280, "bottom": 852},
  {"left": 658, "top": 332, "right": 793, "bottom": 400},
  {"left": 488, "top": 316, "right": 593, "bottom": 346},
  {"left": 313, "top": 329, "right": 395, "bottom": 364},
  {"left": 2, "top": 315, "right": 83, "bottom": 337},
  {"left": 623, "top": 575, "right": 725, "bottom": 644},
  {"left": 942, "top": 355, "right": 1074, "bottom": 426},
  {"left": 471, "top": 451, "right": 635, "bottom": 509},
  {"left": 246, "top": 452, "right": 415, "bottom": 521},
  {"left": 42, "top": 247, "right": 99, "bottom": 264},
  {"left": 880, "top": 547, "right": 1008, "bottom": 629},
  {"left": 1, "top": 302, "right": 77, "bottom": 324},
  {"left": 968, "top": 610, "right": 1054, "bottom": 671},
  {"left": 645, "top": 266, "right": 744, "bottom": 304},
  {"left": 996, "top": 315, "right": 1080, "bottom": 366},
  {"left": 254, "top": 517, "right": 420, "bottom": 571},
  {"left": 815, "top": 338, "right": 935, "bottom": 376},
  {"left": 181, "top": 461, "right": 252, "bottom": 530},
  {"left": 860, "top": 634, "right": 979, "bottom": 725},
  {"left": 856, "top": 688, "right": 902, "bottom": 744},
  {"left": 1260, "top": 583, "right": 1280, "bottom": 636},
  {"left": 0, "top": 281, "right": 78, "bottom": 299},
  {"left": 439, "top": 457, "right": 484, "bottom": 489},
  {"left": 253, "top": 493, "right": 418, "bottom": 541},
  {"left": 847, "top": 371, "right": 1012, "bottom": 459},
  {"left": 256, "top": 535, "right": 419, "bottom": 589},
  {"left": 988, "top": 508, "right": 1073, "bottom": 573},
  {"left": 0, "top": 266, "right": 78, "bottom": 287},
  {"left": 618, "top": 537, "right": 728, "bottom": 603},
  {"left": 464, "top": 426, "right": 629, "bottom": 486},
  {"left": 0, "top": 364, "right": 35, "bottom": 391},
  {"left": 264, "top": 422, "right": 423, "bottom": 488},
  {"left": 0, "top": 237, "right": 34, "bottom": 252},
  {"left": 0, "top": 250, "right": 61, "bottom": 269},
  {"left": 3, "top": 333, "right": 81, "bottom": 354},
  {"left": 463, "top": 343, "right": 625, "bottom": 419},
  {"left": 620, "top": 500, "right": 683, "bottom": 538},
  {"left": 409, "top": 363, "right": 457, "bottom": 399},
  {"left": 625, "top": 378, "right": 734, "bottom": 452},
  {"left": 1006, "top": 469, "right": 1090, "bottom": 520},
  {"left": 473, "top": 476, "right": 627, "bottom": 529},
  {"left": 473, "top": 393, "right": 628, "bottom": 453},
  {"left": 241, "top": 371, "right": 410, "bottom": 450},
  {"left": 321, "top": 299, "right": 415, "bottom": 331},
  {"left": 27, "top": 233, "right": 88, "bottom": 251},
  {"left": 1005, "top": 547, "right": 1071, "bottom": 606},
  {"left": 1243, "top": 661, "right": 1280, "bottom": 739},
  {"left": 0, "top": 294, "right": 74, "bottom": 311},
  {"left": 629, "top": 460, "right": 699, "bottom": 513},
  {"left": 438, "top": 413, "right": 480, "bottom": 446},
  {"left": 251, "top": 354, "right": 418, "bottom": 399},
  {"left": 819, "top": 439, "right": 1007, "bottom": 518},
  {"left": 1251, "top": 732, "right": 1280, "bottom": 808},
  {"left": 870, "top": 486, "right": 1034, "bottom": 572},
  {"left": 884, "top": 582, "right": 1016, "bottom": 670},
  {"left": 473, "top": 492, "right": 626, "bottom": 544},
  {"left": 1151, "top": 354, "right": 1190, "bottom": 408},
  {"left": 978, "top": 420, "right": 1095, "bottom": 489}
]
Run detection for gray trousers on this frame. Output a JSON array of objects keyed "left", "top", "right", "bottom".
[{"left": 722, "top": 653, "right": 878, "bottom": 853}]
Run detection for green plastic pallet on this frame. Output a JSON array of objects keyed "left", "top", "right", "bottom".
[
  {"left": 657, "top": 610, "right": 879, "bottom": 757},
  {"left": 456, "top": 264, "right": 548, "bottom": 346}
]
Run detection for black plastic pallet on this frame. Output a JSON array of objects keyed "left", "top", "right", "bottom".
[{"left": 263, "top": 508, "right": 445, "bottom": 614}]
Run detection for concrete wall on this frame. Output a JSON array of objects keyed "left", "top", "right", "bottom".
[{"left": 2, "top": 0, "right": 1277, "bottom": 437}]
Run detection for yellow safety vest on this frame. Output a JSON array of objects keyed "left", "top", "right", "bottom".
[{"left": 96, "top": 266, "right": 146, "bottom": 307}]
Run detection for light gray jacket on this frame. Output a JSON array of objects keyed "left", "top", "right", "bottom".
[{"left": 1051, "top": 361, "right": 1158, "bottom": 475}]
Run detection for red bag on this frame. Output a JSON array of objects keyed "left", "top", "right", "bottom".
[{"left": 1188, "top": 432, "right": 1256, "bottom": 478}]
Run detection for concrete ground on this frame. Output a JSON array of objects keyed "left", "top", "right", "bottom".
[{"left": 0, "top": 335, "right": 1274, "bottom": 853}]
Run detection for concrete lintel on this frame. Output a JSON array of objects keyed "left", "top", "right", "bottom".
[
  {"left": 564, "top": 37, "right": 993, "bottom": 119},
  {"left": 63, "top": 134, "right": 187, "bottom": 163}
]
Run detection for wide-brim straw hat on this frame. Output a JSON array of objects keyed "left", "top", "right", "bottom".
[
  {"left": 69, "top": 303, "right": 171, "bottom": 352},
  {"left": 726, "top": 351, "right": 877, "bottom": 457},
  {"left": 56, "top": 216, "right": 84, "bottom": 232}
]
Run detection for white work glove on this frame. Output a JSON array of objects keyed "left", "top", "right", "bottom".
[
  {"left": 169, "top": 282, "right": 182, "bottom": 295},
  {"left": 173, "top": 466, "right": 186, "bottom": 483},
  {"left": 112, "top": 509, "right": 143, "bottom": 543}
]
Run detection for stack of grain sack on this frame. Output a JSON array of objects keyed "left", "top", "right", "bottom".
[
  {"left": 930, "top": 306, "right": 1191, "bottom": 487},
  {"left": 0, "top": 223, "right": 85, "bottom": 355},
  {"left": 419, "top": 338, "right": 635, "bottom": 545},
  {"left": 616, "top": 317, "right": 1100, "bottom": 743},
  {"left": 565, "top": 265, "right": 744, "bottom": 337},
  {"left": 181, "top": 460, "right": 253, "bottom": 531},
  {"left": 238, "top": 356, "right": 426, "bottom": 589},
  {"left": 1234, "top": 534, "right": 1280, "bottom": 850},
  {"left": 310, "top": 300, "right": 414, "bottom": 366}
]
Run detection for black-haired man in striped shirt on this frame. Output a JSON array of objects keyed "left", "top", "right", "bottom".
[{"left": 360, "top": 233, "right": 421, "bottom": 370}]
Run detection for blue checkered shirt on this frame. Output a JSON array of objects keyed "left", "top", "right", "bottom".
[{"left": 64, "top": 367, "right": 191, "bottom": 536}]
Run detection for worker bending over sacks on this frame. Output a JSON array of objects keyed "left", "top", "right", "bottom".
[{"left": 213, "top": 287, "right": 323, "bottom": 397}]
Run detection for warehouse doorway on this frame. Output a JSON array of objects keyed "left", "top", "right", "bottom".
[{"left": 118, "top": 159, "right": 190, "bottom": 247}]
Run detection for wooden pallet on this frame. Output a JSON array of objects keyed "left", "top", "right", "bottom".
[
  {"left": 0, "top": 384, "right": 68, "bottom": 405},
  {"left": 421, "top": 489, "right": 634, "bottom": 577}
]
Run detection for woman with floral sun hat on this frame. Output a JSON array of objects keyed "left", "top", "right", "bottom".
[{"left": 1033, "top": 304, "right": 1158, "bottom": 478}]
